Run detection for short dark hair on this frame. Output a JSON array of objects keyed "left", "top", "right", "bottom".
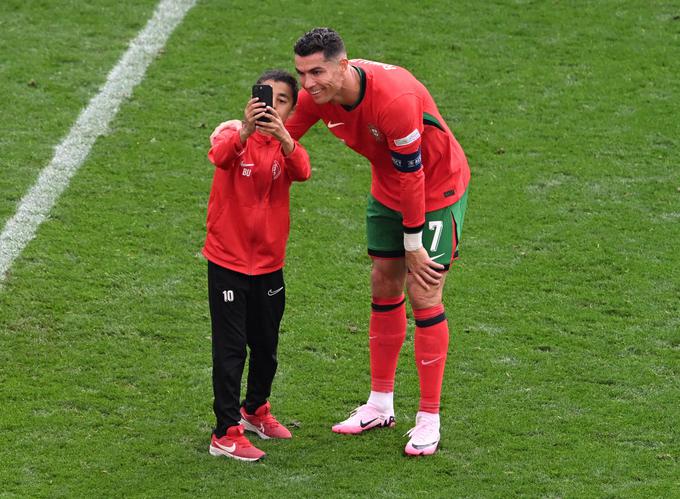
[
  {"left": 293, "top": 27, "right": 345, "bottom": 60},
  {"left": 256, "top": 69, "right": 299, "bottom": 106}
]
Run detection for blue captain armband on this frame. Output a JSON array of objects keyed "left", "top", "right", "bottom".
[{"left": 390, "top": 148, "right": 422, "bottom": 172}]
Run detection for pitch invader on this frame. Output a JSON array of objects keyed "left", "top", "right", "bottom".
[
  {"left": 204, "top": 70, "right": 311, "bottom": 462},
  {"left": 287, "top": 28, "right": 470, "bottom": 456}
]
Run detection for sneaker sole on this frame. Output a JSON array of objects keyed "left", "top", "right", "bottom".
[
  {"left": 404, "top": 442, "right": 439, "bottom": 456},
  {"left": 209, "top": 444, "right": 264, "bottom": 462}
]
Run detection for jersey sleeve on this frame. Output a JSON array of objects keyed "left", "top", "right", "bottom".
[
  {"left": 283, "top": 140, "right": 312, "bottom": 182},
  {"left": 207, "top": 127, "right": 244, "bottom": 168},
  {"left": 380, "top": 93, "right": 425, "bottom": 235},
  {"left": 285, "top": 90, "right": 320, "bottom": 141}
]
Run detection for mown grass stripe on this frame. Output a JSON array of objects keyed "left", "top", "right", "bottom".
[{"left": 0, "top": 0, "right": 196, "bottom": 284}]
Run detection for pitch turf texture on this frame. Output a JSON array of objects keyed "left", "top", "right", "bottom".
[{"left": 1, "top": 0, "right": 678, "bottom": 496}]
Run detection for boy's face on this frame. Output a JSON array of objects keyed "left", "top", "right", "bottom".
[{"left": 262, "top": 79, "right": 295, "bottom": 122}]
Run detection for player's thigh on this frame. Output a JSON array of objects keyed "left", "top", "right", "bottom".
[
  {"left": 371, "top": 257, "right": 407, "bottom": 297},
  {"left": 407, "top": 271, "right": 447, "bottom": 309},
  {"left": 422, "top": 206, "right": 454, "bottom": 270},
  {"left": 422, "top": 191, "right": 468, "bottom": 270},
  {"left": 366, "top": 195, "right": 407, "bottom": 295},
  {"left": 366, "top": 194, "right": 404, "bottom": 258}
]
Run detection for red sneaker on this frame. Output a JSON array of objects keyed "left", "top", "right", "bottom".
[
  {"left": 209, "top": 425, "right": 265, "bottom": 462},
  {"left": 240, "top": 401, "right": 292, "bottom": 439}
]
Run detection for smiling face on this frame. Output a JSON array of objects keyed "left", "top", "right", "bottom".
[
  {"left": 294, "top": 51, "right": 349, "bottom": 105},
  {"left": 260, "top": 79, "right": 295, "bottom": 122}
]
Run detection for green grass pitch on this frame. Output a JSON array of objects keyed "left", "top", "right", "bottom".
[{"left": 1, "top": 0, "right": 678, "bottom": 496}]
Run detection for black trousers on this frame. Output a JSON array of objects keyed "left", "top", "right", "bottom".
[{"left": 207, "top": 261, "right": 285, "bottom": 437}]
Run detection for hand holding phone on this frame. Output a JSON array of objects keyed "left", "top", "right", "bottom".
[{"left": 251, "top": 84, "right": 273, "bottom": 123}]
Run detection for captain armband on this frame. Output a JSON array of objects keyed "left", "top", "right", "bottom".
[{"left": 390, "top": 148, "right": 422, "bottom": 173}]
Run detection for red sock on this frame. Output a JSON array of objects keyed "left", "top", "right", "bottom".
[
  {"left": 413, "top": 304, "right": 449, "bottom": 413},
  {"left": 369, "top": 294, "right": 407, "bottom": 393}
]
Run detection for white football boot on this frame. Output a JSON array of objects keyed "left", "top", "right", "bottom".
[
  {"left": 404, "top": 412, "right": 440, "bottom": 456},
  {"left": 332, "top": 403, "right": 396, "bottom": 434}
]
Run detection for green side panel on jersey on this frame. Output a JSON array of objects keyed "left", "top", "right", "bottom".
[{"left": 423, "top": 112, "right": 445, "bottom": 132}]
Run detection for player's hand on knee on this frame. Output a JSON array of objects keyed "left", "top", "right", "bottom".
[{"left": 405, "top": 248, "right": 444, "bottom": 290}]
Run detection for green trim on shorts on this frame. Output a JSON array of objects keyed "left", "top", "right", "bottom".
[
  {"left": 451, "top": 189, "right": 468, "bottom": 243},
  {"left": 366, "top": 191, "right": 468, "bottom": 265}
]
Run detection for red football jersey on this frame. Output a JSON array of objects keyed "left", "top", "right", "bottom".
[
  {"left": 286, "top": 59, "right": 470, "bottom": 230},
  {"left": 203, "top": 128, "right": 311, "bottom": 275}
]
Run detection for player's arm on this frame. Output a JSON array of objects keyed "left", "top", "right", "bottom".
[
  {"left": 382, "top": 95, "right": 444, "bottom": 288},
  {"left": 258, "top": 106, "right": 311, "bottom": 182},
  {"left": 284, "top": 89, "right": 320, "bottom": 141}
]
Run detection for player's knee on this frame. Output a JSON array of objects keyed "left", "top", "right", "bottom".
[
  {"left": 406, "top": 277, "right": 444, "bottom": 309},
  {"left": 371, "top": 264, "right": 405, "bottom": 297}
]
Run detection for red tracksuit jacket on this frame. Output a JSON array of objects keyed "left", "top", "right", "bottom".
[{"left": 203, "top": 127, "right": 311, "bottom": 275}]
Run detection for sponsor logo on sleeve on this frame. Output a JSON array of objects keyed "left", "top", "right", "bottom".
[{"left": 394, "top": 129, "right": 421, "bottom": 147}]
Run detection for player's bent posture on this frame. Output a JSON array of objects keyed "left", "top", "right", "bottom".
[
  {"left": 287, "top": 28, "right": 470, "bottom": 456},
  {"left": 204, "top": 70, "right": 311, "bottom": 462}
]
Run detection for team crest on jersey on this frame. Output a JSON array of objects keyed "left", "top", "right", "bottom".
[
  {"left": 272, "top": 160, "right": 281, "bottom": 180},
  {"left": 367, "top": 124, "right": 385, "bottom": 143}
]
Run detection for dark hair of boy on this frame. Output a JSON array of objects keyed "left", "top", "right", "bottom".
[{"left": 256, "top": 69, "right": 299, "bottom": 105}]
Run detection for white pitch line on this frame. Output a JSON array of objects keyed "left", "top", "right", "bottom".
[{"left": 0, "top": 0, "right": 196, "bottom": 284}]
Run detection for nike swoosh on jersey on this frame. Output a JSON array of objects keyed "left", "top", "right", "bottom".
[
  {"left": 268, "top": 286, "right": 284, "bottom": 296},
  {"left": 327, "top": 121, "right": 344, "bottom": 129},
  {"left": 431, "top": 253, "right": 445, "bottom": 261},
  {"left": 421, "top": 356, "right": 443, "bottom": 366}
]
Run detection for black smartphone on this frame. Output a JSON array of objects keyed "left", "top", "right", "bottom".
[{"left": 251, "top": 84, "right": 273, "bottom": 123}]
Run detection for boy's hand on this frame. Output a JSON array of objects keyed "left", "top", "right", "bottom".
[
  {"left": 255, "top": 106, "right": 295, "bottom": 155},
  {"left": 239, "top": 97, "right": 267, "bottom": 143}
]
